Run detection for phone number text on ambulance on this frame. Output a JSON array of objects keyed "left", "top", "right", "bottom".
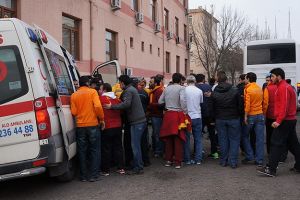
[{"left": 0, "top": 125, "right": 34, "bottom": 138}]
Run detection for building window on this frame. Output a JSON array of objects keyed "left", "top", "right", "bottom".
[
  {"left": 188, "top": 16, "right": 193, "bottom": 25},
  {"left": 62, "top": 15, "right": 80, "bottom": 60},
  {"left": 164, "top": 8, "right": 169, "bottom": 31},
  {"left": 183, "top": 0, "right": 187, "bottom": 8},
  {"left": 130, "top": 37, "right": 134, "bottom": 48},
  {"left": 175, "top": 17, "right": 179, "bottom": 37},
  {"left": 0, "top": 0, "right": 16, "bottom": 18},
  {"left": 150, "top": 0, "right": 157, "bottom": 22},
  {"left": 150, "top": 44, "right": 152, "bottom": 54},
  {"left": 166, "top": 52, "right": 170, "bottom": 73},
  {"left": 176, "top": 56, "right": 180, "bottom": 73},
  {"left": 141, "top": 41, "right": 144, "bottom": 52},
  {"left": 132, "top": 0, "right": 138, "bottom": 12},
  {"left": 158, "top": 48, "right": 160, "bottom": 57},
  {"left": 185, "top": 59, "right": 188, "bottom": 76},
  {"left": 105, "top": 30, "right": 117, "bottom": 61},
  {"left": 184, "top": 24, "right": 187, "bottom": 42}
]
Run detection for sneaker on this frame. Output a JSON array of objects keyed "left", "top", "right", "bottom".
[
  {"left": 231, "top": 165, "right": 237, "bottom": 169},
  {"left": 208, "top": 152, "right": 219, "bottom": 159},
  {"left": 257, "top": 167, "right": 276, "bottom": 177},
  {"left": 154, "top": 154, "right": 160, "bottom": 158},
  {"left": 116, "top": 169, "right": 126, "bottom": 175},
  {"left": 89, "top": 177, "right": 101, "bottom": 182},
  {"left": 175, "top": 165, "right": 181, "bottom": 169},
  {"left": 185, "top": 161, "right": 192, "bottom": 165},
  {"left": 164, "top": 161, "right": 172, "bottom": 167},
  {"left": 101, "top": 172, "right": 110, "bottom": 176},
  {"left": 242, "top": 158, "right": 255, "bottom": 165},
  {"left": 80, "top": 179, "right": 88, "bottom": 182},
  {"left": 126, "top": 170, "right": 144, "bottom": 175},
  {"left": 196, "top": 161, "right": 202, "bottom": 165},
  {"left": 290, "top": 167, "right": 300, "bottom": 174},
  {"left": 255, "top": 162, "right": 263, "bottom": 167}
]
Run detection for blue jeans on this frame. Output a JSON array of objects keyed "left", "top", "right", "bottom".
[
  {"left": 76, "top": 126, "right": 101, "bottom": 180},
  {"left": 242, "top": 114, "right": 265, "bottom": 164},
  {"left": 216, "top": 118, "right": 241, "bottom": 166},
  {"left": 184, "top": 118, "right": 203, "bottom": 163},
  {"left": 131, "top": 122, "right": 147, "bottom": 171},
  {"left": 151, "top": 117, "right": 163, "bottom": 154}
]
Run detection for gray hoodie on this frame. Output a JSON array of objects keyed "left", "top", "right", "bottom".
[{"left": 111, "top": 85, "right": 146, "bottom": 125}]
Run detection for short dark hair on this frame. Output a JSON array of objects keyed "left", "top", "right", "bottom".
[
  {"left": 196, "top": 74, "right": 205, "bottom": 83},
  {"left": 172, "top": 73, "right": 183, "bottom": 84},
  {"left": 209, "top": 77, "right": 215, "bottom": 85},
  {"left": 154, "top": 76, "right": 162, "bottom": 85},
  {"left": 270, "top": 68, "right": 285, "bottom": 79},
  {"left": 246, "top": 72, "right": 257, "bottom": 83},
  {"left": 119, "top": 75, "right": 132, "bottom": 86},
  {"left": 79, "top": 76, "right": 90, "bottom": 87},
  {"left": 102, "top": 83, "right": 112, "bottom": 92},
  {"left": 286, "top": 79, "right": 291, "bottom": 84},
  {"left": 156, "top": 74, "right": 164, "bottom": 80},
  {"left": 239, "top": 74, "right": 246, "bottom": 81},
  {"left": 217, "top": 71, "right": 227, "bottom": 83}
]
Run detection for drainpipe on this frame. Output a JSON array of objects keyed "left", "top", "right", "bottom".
[
  {"left": 89, "top": 0, "right": 93, "bottom": 73},
  {"left": 161, "top": 0, "right": 165, "bottom": 76}
]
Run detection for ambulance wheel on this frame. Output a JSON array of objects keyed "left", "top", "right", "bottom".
[{"left": 55, "top": 158, "right": 76, "bottom": 182}]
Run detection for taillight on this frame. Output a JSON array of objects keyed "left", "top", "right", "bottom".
[
  {"left": 297, "top": 83, "right": 300, "bottom": 90},
  {"left": 32, "top": 159, "right": 47, "bottom": 167},
  {"left": 34, "top": 98, "right": 51, "bottom": 139}
]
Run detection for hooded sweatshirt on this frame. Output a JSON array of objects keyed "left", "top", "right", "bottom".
[
  {"left": 100, "top": 92, "right": 122, "bottom": 129},
  {"left": 210, "top": 82, "right": 242, "bottom": 120}
]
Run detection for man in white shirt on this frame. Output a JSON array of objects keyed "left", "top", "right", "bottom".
[{"left": 183, "top": 75, "right": 204, "bottom": 164}]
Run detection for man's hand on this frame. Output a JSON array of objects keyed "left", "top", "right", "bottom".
[
  {"left": 272, "top": 122, "right": 280, "bottom": 128},
  {"left": 244, "top": 116, "right": 248, "bottom": 125},
  {"left": 100, "top": 121, "right": 105, "bottom": 131},
  {"left": 103, "top": 102, "right": 112, "bottom": 109},
  {"left": 204, "top": 92, "right": 211, "bottom": 97}
]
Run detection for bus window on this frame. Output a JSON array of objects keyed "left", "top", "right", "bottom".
[{"left": 247, "top": 43, "right": 296, "bottom": 65}]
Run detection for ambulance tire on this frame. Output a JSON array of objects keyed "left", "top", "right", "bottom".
[{"left": 55, "top": 158, "right": 76, "bottom": 182}]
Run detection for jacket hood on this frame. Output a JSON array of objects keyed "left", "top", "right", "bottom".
[
  {"left": 214, "top": 82, "right": 232, "bottom": 93},
  {"left": 102, "top": 92, "right": 117, "bottom": 99}
]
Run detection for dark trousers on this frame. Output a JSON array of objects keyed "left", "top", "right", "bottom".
[
  {"left": 266, "top": 118, "right": 275, "bottom": 154},
  {"left": 269, "top": 120, "right": 300, "bottom": 172},
  {"left": 101, "top": 127, "right": 124, "bottom": 172},
  {"left": 76, "top": 126, "right": 101, "bottom": 180},
  {"left": 141, "top": 125, "right": 150, "bottom": 164},
  {"left": 164, "top": 135, "right": 183, "bottom": 166},
  {"left": 124, "top": 123, "right": 133, "bottom": 167},
  {"left": 203, "top": 117, "right": 218, "bottom": 154},
  {"left": 124, "top": 122, "right": 150, "bottom": 168},
  {"left": 250, "top": 128, "right": 256, "bottom": 153}
]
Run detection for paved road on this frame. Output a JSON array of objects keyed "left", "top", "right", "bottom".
[{"left": 1, "top": 118, "right": 300, "bottom": 200}]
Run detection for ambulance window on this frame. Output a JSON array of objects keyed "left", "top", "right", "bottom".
[
  {"left": 44, "top": 49, "right": 74, "bottom": 95},
  {"left": 0, "top": 46, "right": 28, "bottom": 104}
]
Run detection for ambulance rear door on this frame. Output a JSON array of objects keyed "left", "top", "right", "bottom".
[
  {"left": 92, "top": 60, "right": 122, "bottom": 86},
  {"left": 34, "top": 25, "right": 76, "bottom": 159}
]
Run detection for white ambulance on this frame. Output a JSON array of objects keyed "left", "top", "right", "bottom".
[{"left": 0, "top": 18, "right": 121, "bottom": 182}]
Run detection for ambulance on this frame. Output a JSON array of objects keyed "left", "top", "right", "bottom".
[{"left": 0, "top": 18, "right": 121, "bottom": 182}]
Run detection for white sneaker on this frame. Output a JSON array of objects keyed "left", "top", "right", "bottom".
[{"left": 164, "top": 161, "right": 172, "bottom": 167}]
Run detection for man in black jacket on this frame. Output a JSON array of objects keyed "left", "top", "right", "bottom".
[
  {"left": 210, "top": 71, "right": 242, "bottom": 168},
  {"left": 104, "top": 75, "right": 146, "bottom": 174}
]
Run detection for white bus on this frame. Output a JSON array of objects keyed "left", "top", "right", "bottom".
[{"left": 244, "top": 39, "right": 300, "bottom": 89}]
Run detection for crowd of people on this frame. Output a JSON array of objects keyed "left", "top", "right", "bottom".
[{"left": 70, "top": 67, "right": 300, "bottom": 182}]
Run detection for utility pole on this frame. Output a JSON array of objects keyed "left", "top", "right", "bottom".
[
  {"left": 274, "top": 16, "right": 278, "bottom": 39},
  {"left": 288, "top": 9, "right": 292, "bottom": 38}
]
